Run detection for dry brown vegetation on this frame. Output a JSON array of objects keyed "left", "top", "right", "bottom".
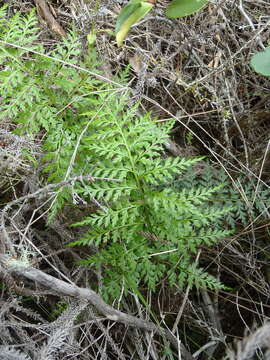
[{"left": 0, "top": 0, "right": 270, "bottom": 359}]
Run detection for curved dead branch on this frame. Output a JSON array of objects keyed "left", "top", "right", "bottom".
[{"left": 0, "top": 254, "right": 195, "bottom": 360}]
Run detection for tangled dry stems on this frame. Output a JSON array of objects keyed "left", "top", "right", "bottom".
[{"left": 0, "top": 0, "right": 270, "bottom": 359}]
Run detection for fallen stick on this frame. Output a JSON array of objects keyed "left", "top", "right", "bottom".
[
  {"left": 34, "top": 0, "right": 66, "bottom": 37},
  {"left": 0, "top": 254, "right": 195, "bottom": 360}
]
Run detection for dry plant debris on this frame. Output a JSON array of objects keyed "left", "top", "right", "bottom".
[{"left": 0, "top": 0, "right": 270, "bottom": 359}]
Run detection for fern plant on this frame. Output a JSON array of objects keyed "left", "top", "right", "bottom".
[
  {"left": 0, "top": 4, "right": 111, "bottom": 137},
  {"left": 173, "top": 165, "right": 270, "bottom": 228},
  {"left": 0, "top": 6, "right": 233, "bottom": 301},
  {"left": 67, "top": 97, "right": 233, "bottom": 300},
  {"left": 0, "top": 5, "right": 124, "bottom": 217}
]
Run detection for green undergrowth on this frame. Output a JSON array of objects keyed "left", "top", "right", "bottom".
[
  {"left": 1, "top": 6, "right": 270, "bottom": 302},
  {"left": 173, "top": 167, "right": 270, "bottom": 228},
  {"left": 68, "top": 103, "right": 233, "bottom": 299}
]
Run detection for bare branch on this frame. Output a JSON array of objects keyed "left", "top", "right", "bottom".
[{"left": 0, "top": 254, "right": 195, "bottom": 360}]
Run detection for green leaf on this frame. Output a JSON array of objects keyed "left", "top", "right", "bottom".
[
  {"left": 250, "top": 46, "right": 270, "bottom": 77},
  {"left": 115, "top": 0, "right": 142, "bottom": 33},
  {"left": 87, "top": 31, "right": 96, "bottom": 47},
  {"left": 116, "top": 0, "right": 153, "bottom": 47},
  {"left": 166, "top": 0, "right": 208, "bottom": 19}
]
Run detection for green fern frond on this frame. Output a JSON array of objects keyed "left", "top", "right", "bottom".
[
  {"left": 1, "top": 6, "right": 236, "bottom": 301},
  {"left": 185, "top": 264, "right": 227, "bottom": 290},
  {"left": 67, "top": 94, "right": 233, "bottom": 298},
  {"left": 184, "top": 228, "right": 233, "bottom": 252},
  {"left": 86, "top": 182, "right": 136, "bottom": 202},
  {"left": 141, "top": 157, "right": 199, "bottom": 184},
  {"left": 0, "top": 5, "right": 8, "bottom": 20},
  {"left": 0, "top": 8, "right": 41, "bottom": 50}
]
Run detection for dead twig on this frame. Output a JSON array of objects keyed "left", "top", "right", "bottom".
[
  {"left": 0, "top": 254, "right": 195, "bottom": 360},
  {"left": 34, "top": 0, "right": 66, "bottom": 37}
]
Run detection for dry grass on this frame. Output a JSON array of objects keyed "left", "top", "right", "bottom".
[{"left": 0, "top": 0, "right": 270, "bottom": 359}]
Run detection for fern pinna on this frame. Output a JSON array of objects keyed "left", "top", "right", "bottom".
[{"left": 70, "top": 96, "right": 232, "bottom": 300}]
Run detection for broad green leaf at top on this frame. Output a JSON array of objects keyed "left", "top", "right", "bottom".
[
  {"left": 116, "top": 0, "right": 142, "bottom": 33},
  {"left": 166, "top": 0, "right": 208, "bottom": 19},
  {"left": 250, "top": 46, "right": 270, "bottom": 77},
  {"left": 116, "top": 0, "right": 153, "bottom": 47}
]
